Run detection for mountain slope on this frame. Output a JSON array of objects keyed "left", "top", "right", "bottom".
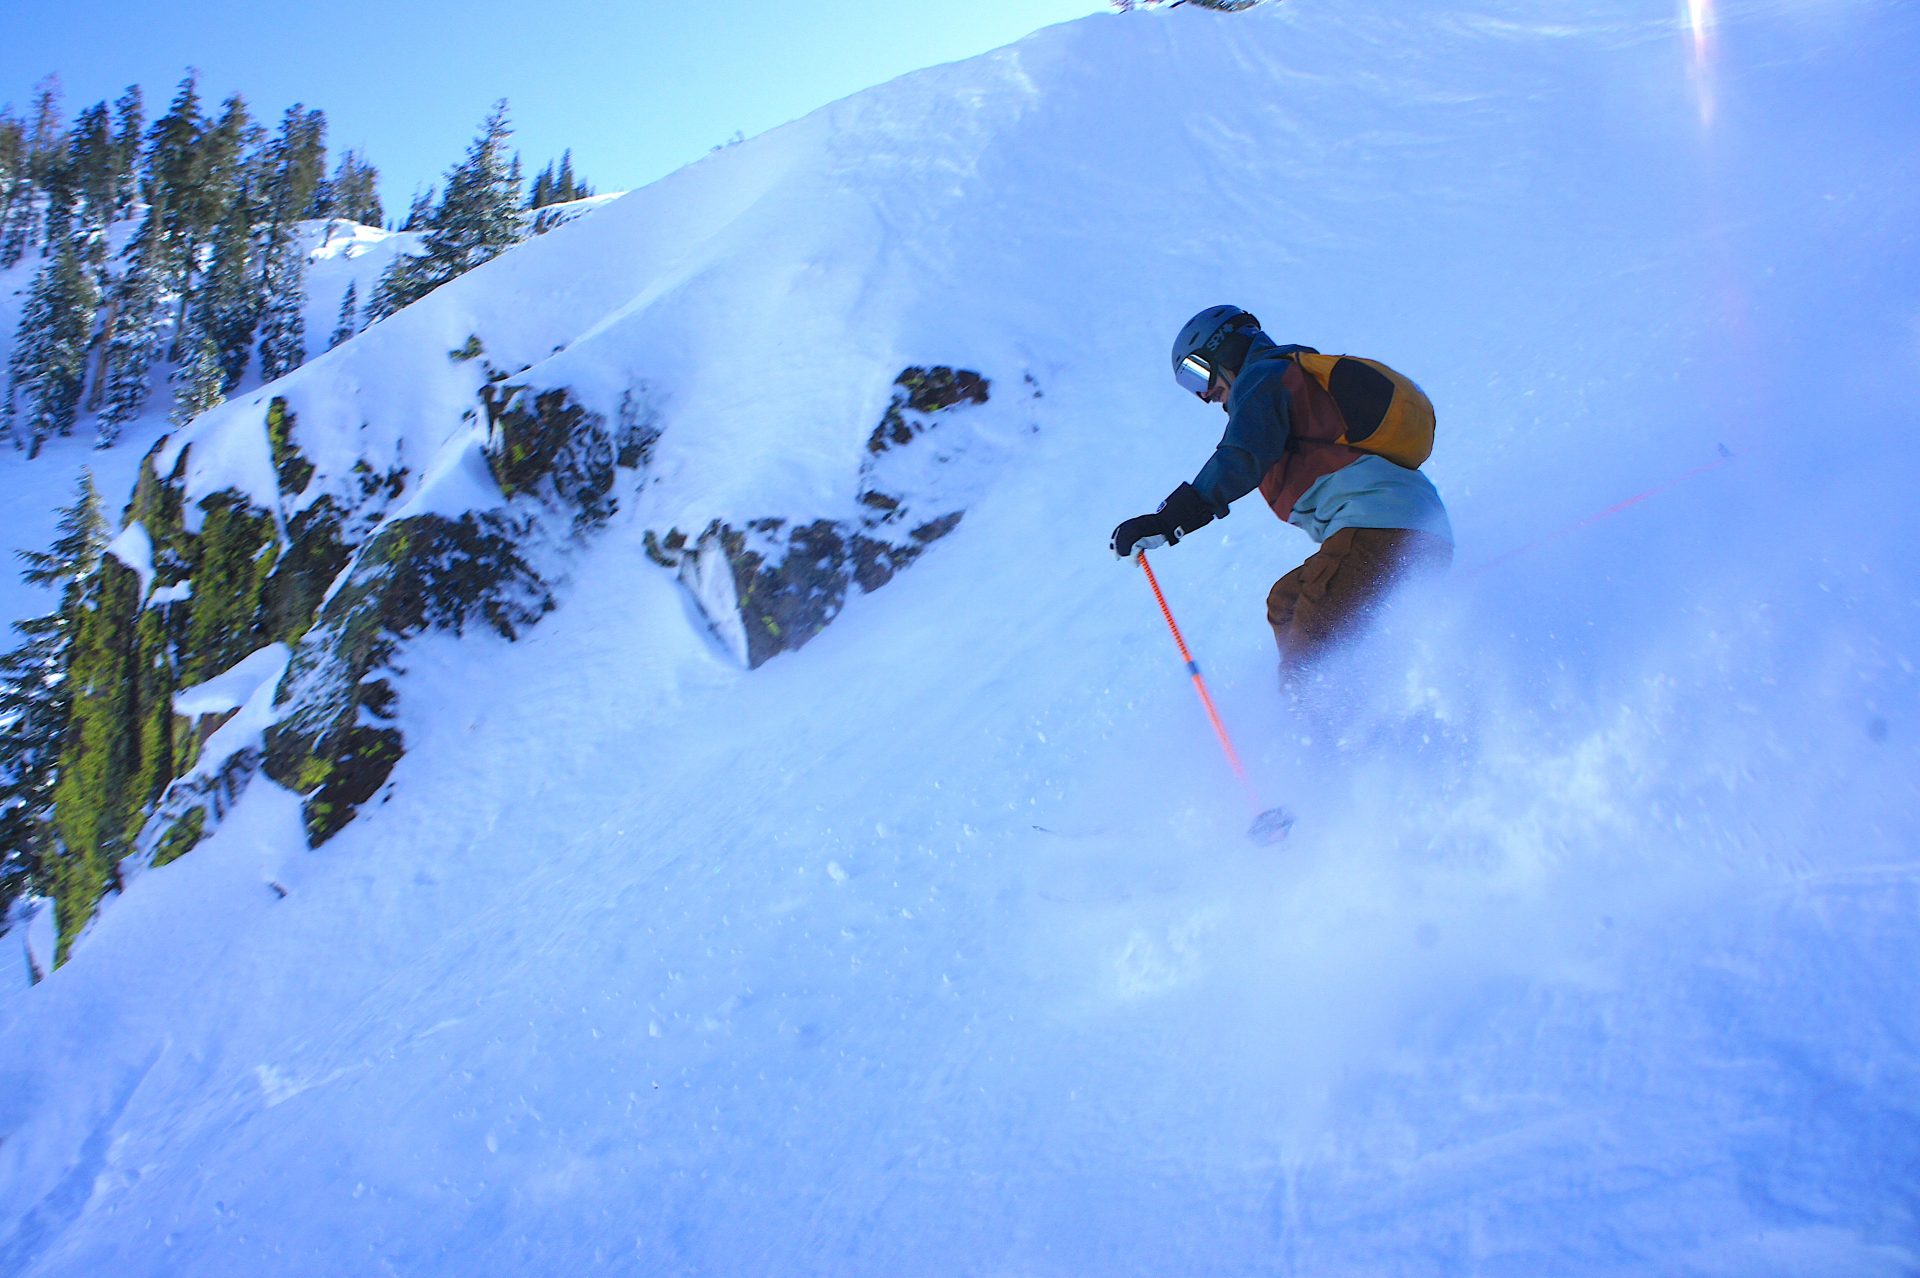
[{"left": 3, "top": 2, "right": 1920, "bottom": 1274}]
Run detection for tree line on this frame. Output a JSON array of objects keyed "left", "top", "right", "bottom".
[
  {"left": 0, "top": 472, "right": 105, "bottom": 958},
  {"left": 0, "top": 74, "right": 594, "bottom": 459}
]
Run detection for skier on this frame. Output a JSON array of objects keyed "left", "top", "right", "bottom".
[{"left": 1110, "top": 305, "right": 1453, "bottom": 693}]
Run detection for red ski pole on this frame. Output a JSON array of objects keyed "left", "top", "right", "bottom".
[{"left": 1137, "top": 552, "right": 1293, "bottom": 844}]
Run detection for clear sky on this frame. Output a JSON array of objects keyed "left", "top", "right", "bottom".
[{"left": 3, "top": 0, "right": 1108, "bottom": 217}]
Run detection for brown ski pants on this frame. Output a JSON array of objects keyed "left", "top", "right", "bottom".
[{"left": 1267, "top": 526, "right": 1453, "bottom": 682}]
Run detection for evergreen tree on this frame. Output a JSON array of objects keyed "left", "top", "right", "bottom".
[
  {"left": 145, "top": 73, "right": 208, "bottom": 356},
  {"left": 65, "top": 101, "right": 117, "bottom": 254},
  {"left": 370, "top": 102, "right": 523, "bottom": 320},
  {"left": 195, "top": 93, "right": 258, "bottom": 235},
  {"left": 249, "top": 105, "right": 322, "bottom": 384},
  {"left": 38, "top": 140, "right": 73, "bottom": 250},
  {"left": 152, "top": 86, "right": 257, "bottom": 360},
  {"left": 5, "top": 239, "right": 99, "bottom": 456},
  {"left": 171, "top": 330, "right": 225, "bottom": 426},
  {"left": 25, "top": 76, "right": 65, "bottom": 188},
  {"left": 0, "top": 473, "right": 107, "bottom": 928},
  {"left": 110, "top": 85, "right": 144, "bottom": 219},
  {"left": 432, "top": 100, "right": 521, "bottom": 257},
  {"left": 329, "top": 278, "right": 359, "bottom": 349},
  {"left": 97, "top": 195, "right": 172, "bottom": 444},
  {"left": 527, "top": 150, "right": 591, "bottom": 209},
  {"left": 0, "top": 109, "right": 28, "bottom": 269},
  {"left": 193, "top": 191, "right": 258, "bottom": 390},
  {"left": 0, "top": 110, "right": 20, "bottom": 179},
  {"left": 255, "top": 228, "right": 306, "bottom": 381},
  {"left": 144, "top": 72, "right": 205, "bottom": 225},
  {"left": 0, "top": 192, "right": 32, "bottom": 269},
  {"left": 318, "top": 148, "right": 381, "bottom": 225},
  {"left": 399, "top": 184, "right": 435, "bottom": 231},
  {"left": 263, "top": 104, "right": 327, "bottom": 229}
]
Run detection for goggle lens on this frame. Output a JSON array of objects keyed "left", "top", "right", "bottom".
[{"left": 1175, "top": 352, "right": 1213, "bottom": 395}]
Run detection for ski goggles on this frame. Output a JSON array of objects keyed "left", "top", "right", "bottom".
[{"left": 1174, "top": 351, "right": 1215, "bottom": 397}]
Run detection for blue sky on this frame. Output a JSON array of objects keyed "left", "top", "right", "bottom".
[{"left": 3, "top": 0, "right": 1107, "bottom": 217}]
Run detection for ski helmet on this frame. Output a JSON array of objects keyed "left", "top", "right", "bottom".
[{"left": 1171, "top": 305, "right": 1261, "bottom": 395}]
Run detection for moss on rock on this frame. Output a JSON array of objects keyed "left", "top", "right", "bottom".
[
  {"left": 180, "top": 491, "right": 280, "bottom": 686},
  {"left": 47, "top": 556, "right": 160, "bottom": 961},
  {"left": 267, "top": 398, "right": 316, "bottom": 498},
  {"left": 152, "top": 806, "right": 207, "bottom": 868}
]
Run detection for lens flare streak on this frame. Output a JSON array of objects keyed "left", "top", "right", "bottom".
[
  {"left": 1688, "top": 0, "right": 1714, "bottom": 53},
  {"left": 1685, "top": 0, "right": 1718, "bottom": 128}
]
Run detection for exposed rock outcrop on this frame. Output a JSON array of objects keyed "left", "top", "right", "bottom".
[
  {"left": 646, "top": 366, "right": 994, "bottom": 668},
  {"left": 40, "top": 373, "right": 651, "bottom": 958}
]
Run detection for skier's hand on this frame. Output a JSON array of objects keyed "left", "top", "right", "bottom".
[
  {"left": 1110, "top": 482, "right": 1217, "bottom": 559},
  {"left": 1111, "top": 511, "right": 1178, "bottom": 558}
]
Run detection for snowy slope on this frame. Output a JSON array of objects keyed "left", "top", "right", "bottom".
[{"left": 5, "top": 1, "right": 1920, "bottom": 1274}]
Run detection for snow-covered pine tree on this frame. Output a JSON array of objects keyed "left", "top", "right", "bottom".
[
  {"left": 145, "top": 74, "right": 207, "bottom": 358},
  {"left": 96, "top": 193, "right": 172, "bottom": 444},
  {"left": 555, "top": 149, "right": 577, "bottom": 203},
  {"left": 37, "top": 138, "right": 74, "bottom": 251},
  {"left": 370, "top": 102, "right": 524, "bottom": 320},
  {"left": 170, "top": 330, "right": 225, "bottom": 427},
  {"left": 255, "top": 230, "right": 305, "bottom": 381},
  {"left": 0, "top": 109, "right": 29, "bottom": 269},
  {"left": 65, "top": 101, "right": 117, "bottom": 254},
  {"left": 5, "top": 238, "right": 99, "bottom": 456},
  {"left": 110, "top": 85, "right": 143, "bottom": 220},
  {"left": 195, "top": 93, "right": 259, "bottom": 235},
  {"left": 194, "top": 192, "right": 258, "bottom": 391},
  {"left": 252, "top": 106, "right": 323, "bottom": 383},
  {"left": 0, "top": 193, "right": 32, "bottom": 270},
  {"left": 329, "top": 278, "right": 359, "bottom": 349},
  {"left": 26, "top": 78, "right": 63, "bottom": 155},
  {"left": 0, "top": 472, "right": 107, "bottom": 930},
  {"left": 434, "top": 100, "right": 523, "bottom": 263},
  {"left": 156, "top": 88, "right": 259, "bottom": 363},
  {"left": 316, "top": 148, "right": 381, "bottom": 225},
  {"left": 264, "top": 105, "right": 327, "bottom": 227},
  {"left": 400, "top": 186, "right": 435, "bottom": 232},
  {"left": 25, "top": 76, "right": 65, "bottom": 210},
  {"left": 528, "top": 161, "right": 554, "bottom": 210}
]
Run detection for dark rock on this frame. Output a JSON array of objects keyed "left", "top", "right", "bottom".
[
  {"left": 262, "top": 496, "right": 353, "bottom": 648},
  {"left": 482, "top": 383, "right": 619, "bottom": 531},
  {"left": 617, "top": 387, "right": 663, "bottom": 470},
  {"left": 264, "top": 511, "right": 552, "bottom": 846},
  {"left": 659, "top": 365, "right": 987, "bottom": 668}
]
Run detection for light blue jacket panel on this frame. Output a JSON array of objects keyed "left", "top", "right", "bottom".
[{"left": 1289, "top": 455, "right": 1454, "bottom": 545}]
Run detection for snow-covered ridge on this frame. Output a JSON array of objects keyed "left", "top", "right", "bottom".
[{"left": 3, "top": 1, "right": 1919, "bottom": 1273}]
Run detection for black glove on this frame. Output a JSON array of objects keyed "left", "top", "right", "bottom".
[{"left": 1110, "top": 482, "right": 1216, "bottom": 559}]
